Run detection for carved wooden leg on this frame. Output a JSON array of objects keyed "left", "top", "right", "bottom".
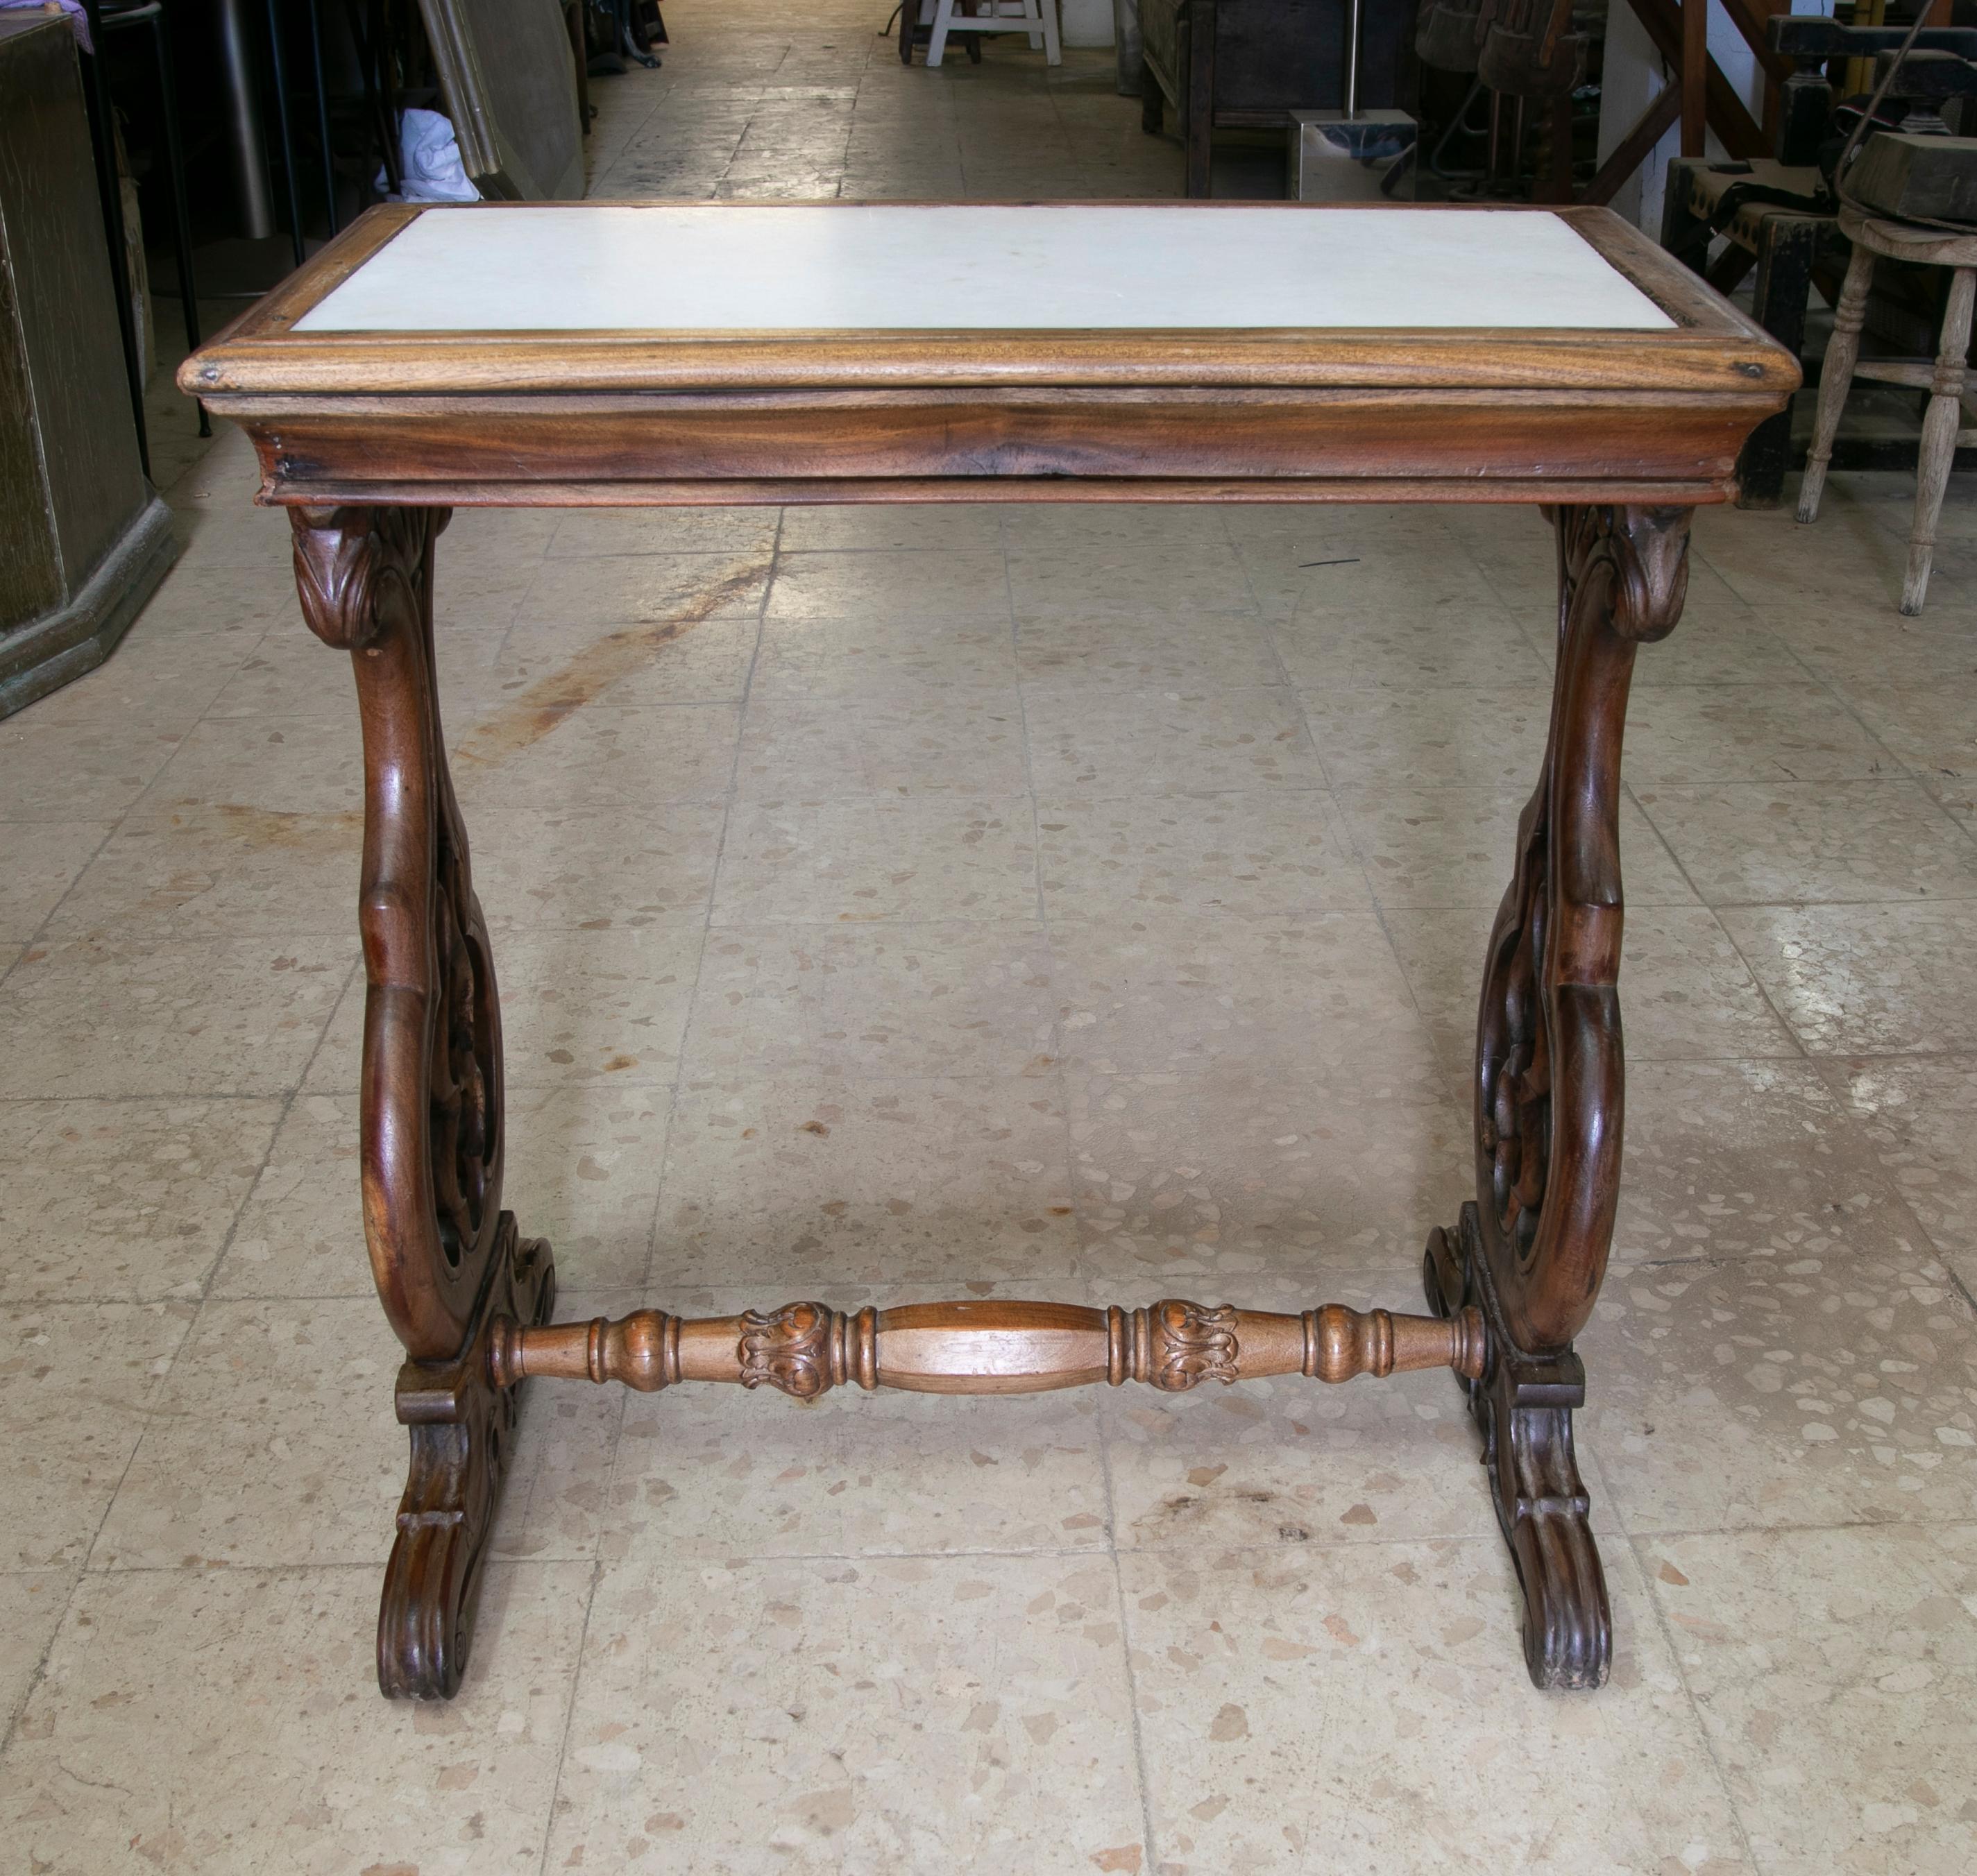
[
  {"left": 1424, "top": 504, "right": 1690, "bottom": 1691},
  {"left": 291, "top": 504, "right": 554, "bottom": 1698}
]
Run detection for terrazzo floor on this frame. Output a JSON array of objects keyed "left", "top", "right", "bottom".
[{"left": 2, "top": 6, "right": 1976, "bottom": 1873}]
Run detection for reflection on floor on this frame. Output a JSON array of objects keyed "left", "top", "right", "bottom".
[{"left": 3, "top": 4, "right": 1976, "bottom": 1873}]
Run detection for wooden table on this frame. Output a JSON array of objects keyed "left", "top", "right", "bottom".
[{"left": 180, "top": 201, "right": 1794, "bottom": 1701}]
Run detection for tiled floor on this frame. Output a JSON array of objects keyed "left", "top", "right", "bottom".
[{"left": 4, "top": 7, "right": 1977, "bottom": 1875}]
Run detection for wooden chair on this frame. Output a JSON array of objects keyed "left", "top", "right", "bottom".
[
  {"left": 1798, "top": 202, "right": 1977, "bottom": 615},
  {"left": 927, "top": 0, "right": 1061, "bottom": 67},
  {"left": 1661, "top": 157, "right": 1841, "bottom": 509}
]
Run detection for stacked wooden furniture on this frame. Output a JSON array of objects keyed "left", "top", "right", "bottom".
[
  {"left": 1139, "top": 0, "right": 1413, "bottom": 196},
  {"left": 179, "top": 199, "right": 1792, "bottom": 1702}
]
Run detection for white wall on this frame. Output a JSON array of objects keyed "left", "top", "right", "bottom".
[
  {"left": 1060, "top": 0, "right": 1114, "bottom": 47},
  {"left": 1595, "top": 0, "right": 1834, "bottom": 235}
]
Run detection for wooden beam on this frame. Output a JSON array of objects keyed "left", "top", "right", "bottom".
[
  {"left": 1583, "top": 83, "right": 1684, "bottom": 206},
  {"left": 1627, "top": 0, "right": 1766, "bottom": 159},
  {"left": 1683, "top": 0, "right": 1709, "bottom": 157}
]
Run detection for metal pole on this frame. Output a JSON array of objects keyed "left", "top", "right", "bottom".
[
  {"left": 306, "top": 0, "right": 338, "bottom": 237},
  {"left": 1344, "top": 0, "right": 1362, "bottom": 117},
  {"left": 215, "top": 0, "right": 275, "bottom": 239},
  {"left": 266, "top": 0, "right": 306, "bottom": 267}
]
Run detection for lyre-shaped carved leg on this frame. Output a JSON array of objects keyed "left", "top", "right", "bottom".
[
  {"left": 291, "top": 504, "right": 554, "bottom": 1698},
  {"left": 1425, "top": 503, "right": 1690, "bottom": 1691}
]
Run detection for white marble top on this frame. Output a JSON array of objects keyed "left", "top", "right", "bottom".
[{"left": 294, "top": 205, "right": 1676, "bottom": 334}]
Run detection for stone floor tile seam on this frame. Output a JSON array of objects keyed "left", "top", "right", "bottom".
[
  {"left": 634, "top": 509, "right": 781, "bottom": 1297},
  {"left": 1615, "top": 1522, "right": 1770, "bottom": 1872},
  {"left": 1094, "top": 1419, "right": 1164, "bottom": 1876},
  {"left": 71, "top": 948, "right": 359, "bottom": 1578},
  {"left": 529, "top": 1555, "right": 606, "bottom": 1876}
]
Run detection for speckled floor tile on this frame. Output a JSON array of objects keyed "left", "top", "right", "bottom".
[
  {"left": 654, "top": 1074, "right": 1076, "bottom": 1287},
  {"left": 1299, "top": 684, "right": 1550, "bottom": 792},
  {"left": 1824, "top": 1055, "right": 1977, "bottom": 1288},
  {"left": 0, "top": 1561, "right": 586, "bottom": 1875},
  {"left": 0, "top": 719, "right": 184, "bottom": 821},
  {"left": 522, "top": 549, "right": 772, "bottom": 625},
  {"left": 772, "top": 504, "right": 1001, "bottom": 553},
  {"left": 686, "top": 921, "right": 1055, "bottom": 1079},
  {"left": 1635, "top": 779, "right": 1977, "bottom": 905},
  {"left": 712, "top": 794, "right": 1039, "bottom": 925},
  {"left": 44, "top": 805, "right": 360, "bottom": 939},
  {"left": 1838, "top": 679, "right": 1977, "bottom": 784},
  {"left": 1391, "top": 903, "right": 1797, "bottom": 1067},
  {"left": 1615, "top": 1060, "right": 1929, "bottom": 1270},
  {"left": 0, "top": 1302, "right": 192, "bottom": 1570},
  {"left": 1644, "top": 1524, "right": 1977, "bottom": 1875},
  {"left": 1037, "top": 789, "right": 1373, "bottom": 916},
  {"left": 494, "top": 611, "right": 761, "bottom": 710},
  {"left": 1720, "top": 901, "right": 1977, "bottom": 1055},
  {"left": 768, "top": 549, "right": 1011, "bottom": 622},
  {"left": 0, "top": 1571, "right": 72, "bottom": 1734},
  {"left": 1027, "top": 685, "right": 1324, "bottom": 799},
  {"left": 450, "top": 701, "right": 740, "bottom": 813},
  {"left": 1008, "top": 541, "right": 1256, "bottom": 622},
  {"left": 466, "top": 799, "right": 728, "bottom": 930},
  {"left": 543, "top": 1552, "right": 1146, "bottom": 1876},
  {"left": 217, "top": 1082, "right": 668, "bottom": 1298},
  {"left": 547, "top": 507, "right": 779, "bottom": 557},
  {"left": 0, "top": 1098, "right": 280, "bottom": 1302},
  {"left": 0, "top": 936, "right": 347, "bottom": 1098},
  {"left": 1624, "top": 685, "right": 1899, "bottom": 786},
  {"left": 1051, "top": 912, "right": 1439, "bottom": 1090},
  {"left": 755, "top": 613, "right": 1019, "bottom": 694},
  {"left": 1018, "top": 613, "right": 1284, "bottom": 691},
  {"left": 0, "top": 820, "right": 112, "bottom": 940},
  {"left": 491, "top": 919, "right": 705, "bottom": 1088},
  {"left": 1121, "top": 1541, "right": 1751, "bottom": 1875},
  {"left": 1273, "top": 596, "right": 1547, "bottom": 691},
  {"left": 1069, "top": 1069, "right": 1471, "bottom": 1281},
  {"left": 14, "top": 627, "right": 243, "bottom": 733},
  {"left": 92, "top": 1297, "right": 405, "bottom": 1569},
  {"left": 134, "top": 710, "right": 364, "bottom": 817},
  {"left": 736, "top": 685, "right": 1029, "bottom": 798},
  {"left": 1579, "top": 1249, "right": 1977, "bottom": 1534},
  {"left": 1337, "top": 783, "right": 1697, "bottom": 910}
]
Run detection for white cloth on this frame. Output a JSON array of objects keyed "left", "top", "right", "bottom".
[{"left": 375, "top": 107, "right": 479, "bottom": 205}]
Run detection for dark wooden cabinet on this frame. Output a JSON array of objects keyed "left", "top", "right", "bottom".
[{"left": 1140, "top": 0, "right": 1414, "bottom": 196}]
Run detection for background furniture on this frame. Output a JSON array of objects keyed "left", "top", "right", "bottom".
[
  {"left": 1799, "top": 201, "right": 1977, "bottom": 613},
  {"left": 928, "top": 0, "right": 1061, "bottom": 68},
  {"left": 1661, "top": 155, "right": 1840, "bottom": 506},
  {"left": 1140, "top": 0, "right": 1413, "bottom": 196},
  {"left": 0, "top": 12, "right": 176, "bottom": 716},
  {"left": 180, "top": 198, "right": 1792, "bottom": 1703}
]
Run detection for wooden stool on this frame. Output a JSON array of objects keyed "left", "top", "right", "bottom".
[
  {"left": 1661, "top": 158, "right": 1840, "bottom": 509},
  {"left": 927, "top": 0, "right": 1060, "bottom": 67},
  {"left": 1799, "top": 201, "right": 1977, "bottom": 614}
]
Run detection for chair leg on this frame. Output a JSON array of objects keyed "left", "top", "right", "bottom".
[
  {"left": 1022, "top": 0, "right": 1043, "bottom": 51},
  {"left": 1737, "top": 218, "right": 1817, "bottom": 509},
  {"left": 1797, "top": 243, "right": 1873, "bottom": 525},
  {"left": 927, "top": 0, "right": 952, "bottom": 65},
  {"left": 1904, "top": 264, "right": 1976, "bottom": 615},
  {"left": 1040, "top": 0, "right": 1062, "bottom": 63}
]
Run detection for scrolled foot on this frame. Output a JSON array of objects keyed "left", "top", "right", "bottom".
[
  {"left": 377, "top": 1216, "right": 554, "bottom": 1698},
  {"left": 1429, "top": 1204, "right": 1611, "bottom": 1691}
]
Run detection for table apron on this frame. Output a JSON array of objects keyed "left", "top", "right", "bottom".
[{"left": 222, "top": 388, "right": 1782, "bottom": 502}]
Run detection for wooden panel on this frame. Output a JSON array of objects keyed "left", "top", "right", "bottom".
[
  {"left": 0, "top": 17, "right": 145, "bottom": 602},
  {"left": 238, "top": 386, "right": 1776, "bottom": 497}
]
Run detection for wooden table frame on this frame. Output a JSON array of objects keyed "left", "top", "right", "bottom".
[{"left": 180, "top": 201, "right": 1795, "bottom": 1700}]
